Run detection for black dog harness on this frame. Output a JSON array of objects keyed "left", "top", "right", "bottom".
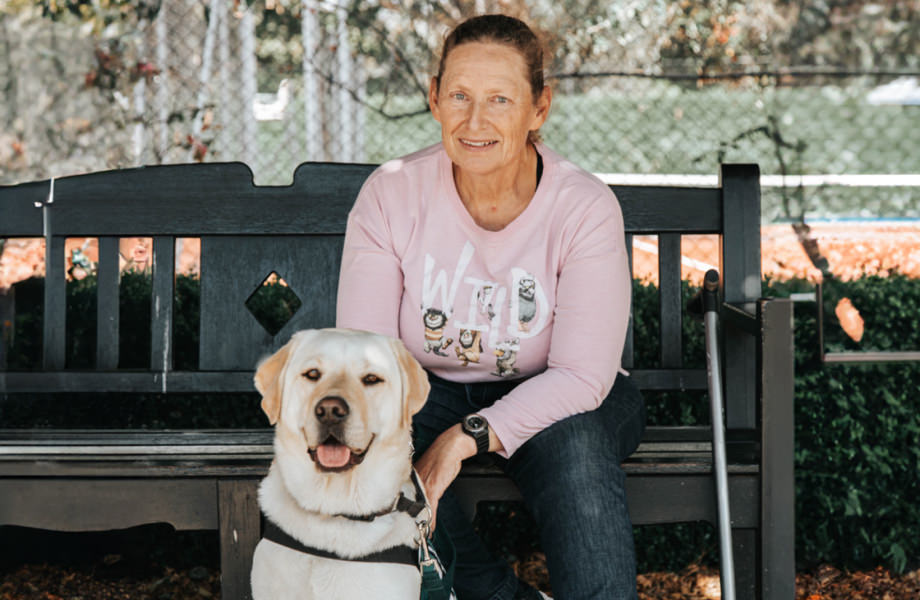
[{"left": 262, "top": 471, "right": 428, "bottom": 567}]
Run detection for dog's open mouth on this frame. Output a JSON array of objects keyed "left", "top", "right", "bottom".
[{"left": 307, "top": 435, "right": 374, "bottom": 472}]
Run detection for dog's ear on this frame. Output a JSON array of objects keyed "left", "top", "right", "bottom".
[
  {"left": 389, "top": 337, "right": 430, "bottom": 427},
  {"left": 254, "top": 337, "right": 296, "bottom": 425}
]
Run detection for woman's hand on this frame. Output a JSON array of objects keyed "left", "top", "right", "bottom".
[
  {"left": 414, "top": 424, "right": 475, "bottom": 532},
  {"left": 414, "top": 422, "right": 504, "bottom": 531}
]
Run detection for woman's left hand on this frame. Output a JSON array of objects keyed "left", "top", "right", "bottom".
[{"left": 414, "top": 424, "right": 475, "bottom": 532}]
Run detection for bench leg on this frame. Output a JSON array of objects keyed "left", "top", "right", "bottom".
[
  {"left": 732, "top": 527, "right": 758, "bottom": 600},
  {"left": 761, "top": 298, "right": 796, "bottom": 600},
  {"left": 218, "top": 479, "right": 260, "bottom": 600}
]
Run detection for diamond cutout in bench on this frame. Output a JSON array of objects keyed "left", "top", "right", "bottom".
[{"left": 245, "top": 271, "right": 303, "bottom": 336}]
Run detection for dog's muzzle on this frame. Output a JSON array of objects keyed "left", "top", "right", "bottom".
[{"left": 307, "top": 396, "right": 373, "bottom": 472}]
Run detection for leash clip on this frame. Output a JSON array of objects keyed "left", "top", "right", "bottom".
[{"left": 417, "top": 520, "right": 437, "bottom": 569}]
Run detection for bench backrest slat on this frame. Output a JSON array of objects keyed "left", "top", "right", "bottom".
[
  {"left": 96, "top": 236, "right": 120, "bottom": 369},
  {"left": 42, "top": 236, "right": 67, "bottom": 370},
  {"left": 622, "top": 233, "right": 635, "bottom": 370},
  {"left": 616, "top": 187, "right": 721, "bottom": 233},
  {"left": 151, "top": 236, "right": 176, "bottom": 374},
  {"left": 658, "top": 233, "right": 683, "bottom": 369}
]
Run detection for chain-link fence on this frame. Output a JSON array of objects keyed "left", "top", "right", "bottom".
[{"left": 2, "top": 0, "right": 919, "bottom": 287}]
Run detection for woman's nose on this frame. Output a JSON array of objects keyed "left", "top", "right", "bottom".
[{"left": 467, "top": 100, "right": 485, "bottom": 129}]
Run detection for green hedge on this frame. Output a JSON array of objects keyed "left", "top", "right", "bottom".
[
  {"left": 769, "top": 276, "right": 920, "bottom": 574},
  {"left": 2, "top": 274, "right": 919, "bottom": 573}
]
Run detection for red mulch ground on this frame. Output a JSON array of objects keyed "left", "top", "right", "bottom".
[{"left": 2, "top": 554, "right": 919, "bottom": 599}]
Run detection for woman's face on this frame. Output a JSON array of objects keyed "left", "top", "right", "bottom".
[{"left": 429, "top": 42, "right": 550, "bottom": 180}]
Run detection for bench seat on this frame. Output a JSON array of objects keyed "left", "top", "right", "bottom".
[{"left": 0, "top": 427, "right": 762, "bottom": 529}]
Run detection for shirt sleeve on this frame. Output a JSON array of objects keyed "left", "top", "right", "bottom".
[
  {"left": 335, "top": 178, "right": 403, "bottom": 338},
  {"left": 478, "top": 191, "right": 631, "bottom": 457}
]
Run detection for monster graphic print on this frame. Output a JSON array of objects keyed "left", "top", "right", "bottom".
[{"left": 420, "top": 242, "right": 547, "bottom": 377}]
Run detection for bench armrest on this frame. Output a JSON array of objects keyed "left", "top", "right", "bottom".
[{"left": 721, "top": 301, "right": 759, "bottom": 337}]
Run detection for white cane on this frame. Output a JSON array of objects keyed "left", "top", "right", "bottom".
[{"left": 701, "top": 269, "right": 735, "bottom": 600}]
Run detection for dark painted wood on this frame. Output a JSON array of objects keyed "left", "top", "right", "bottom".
[
  {"left": 616, "top": 187, "right": 721, "bottom": 233},
  {"left": 0, "top": 288, "right": 13, "bottom": 369},
  {"left": 760, "top": 299, "right": 796, "bottom": 600},
  {"left": 1, "top": 167, "right": 720, "bottom": 237},
  {"left": 0, "top": 479, "right": 218, "bottom": 530},
  {"left": 151, "top": 237, "right": 175, "bottom": 373},
  {"left": 448, "top": 470, "right": 758, "bottom": 527},
  {"left": 720, "top": 164, "right": 761, "bottom": 306},
  {"left": 199, "top": 236, "right": 343, "bottom": 370},
  {"left": 0, "top": 368, "right": 710, "bottom": 393},
  {"left": 732, "top": 529, "right": 758, "bottom": 600},
  {"left": 218, "top": 479, "right": 259, "bottom": 600},
  {"left": 623, "top": 233, "right": 635, "bottom": 369},
  {"left": 722, "top": 302, "right": 759, "bottom": 336},
  {"left": 626, "top": 475, "right": 759, "bottom": 527},
  {"left": 96, "top": 236, "right": 120, "bottom": 369},
  {"left": 629, "top": 368, "right": 708, "bottom": 390},
  {"left": 40, "top": 163, "right": 368, "bottom": 236},
  {"left": 0, "top": 459, "right": 270, "bottom": 478},
  {"left": 721, "top": 164, "right": 761, "bottom": 431},
  {"left": 0, "top": 428, "right": 271, "bottom": 446},
  {"left": 42, "top": 236, "right": 66, "bottom": 370},
  {"left": 0, "top": 179, "right": 46, "bottom": 235},
  {"left": 658, "top": 233, "right": 683, "bottom": 368},
  {"left": 0, "top": 371, "right": 254, "bottom": 393}
]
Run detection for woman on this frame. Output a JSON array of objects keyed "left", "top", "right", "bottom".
[{"left": 336, "top": 14, "right": 646, "bottom": 600}]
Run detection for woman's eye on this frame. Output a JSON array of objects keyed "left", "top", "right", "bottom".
[
  {"left": 303, "top": 368, "right": 321, "bottom": 381},
  {"left": 362, "top": 374, "right": 383, "bottom": 386}
]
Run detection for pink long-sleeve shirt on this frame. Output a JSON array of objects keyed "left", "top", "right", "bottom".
[{"left": 336, "top": 142, "right": 631, "bottom": 456}]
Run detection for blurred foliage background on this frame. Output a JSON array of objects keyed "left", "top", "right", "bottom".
[{"left": 1, "top": 0, "right": 918, "bottom": 219}]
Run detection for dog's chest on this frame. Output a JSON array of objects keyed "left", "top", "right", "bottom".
[{"left": 252, "top": 539, "right": 421, "bottom": 599}]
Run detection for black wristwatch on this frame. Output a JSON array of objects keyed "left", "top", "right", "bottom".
[{"left": 461, "top": 414, "right": 490, "bottom": 455}]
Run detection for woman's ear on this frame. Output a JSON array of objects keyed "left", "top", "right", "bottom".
[
  {"left": 532, "top": 85, "right": 552, "bottom": 130},
  {"left": 429, "top": 76, "right": 442, "bottom": 124}
]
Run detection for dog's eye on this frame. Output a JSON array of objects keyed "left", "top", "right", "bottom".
[
  {"left": 303, "top": 368, "right": 321, "bottom": 381},
  {"left": 362, "top": 374, "right": 383, "bottom": 386}
]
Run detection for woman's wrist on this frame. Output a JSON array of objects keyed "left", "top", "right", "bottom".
[{"left": 449, "top": 424, "right": 478, "bottom": 460}]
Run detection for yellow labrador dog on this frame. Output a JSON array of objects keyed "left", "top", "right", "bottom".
[{"left": 251, "top": 328, "right": 431, "bottom": 600}]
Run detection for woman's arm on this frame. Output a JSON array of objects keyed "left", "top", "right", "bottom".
[
  {"left": 479, "top": 193, "right": 631, "bottom": 457},
  {"left": 335, "top": 182, "right": 403, "bottom": 336}
]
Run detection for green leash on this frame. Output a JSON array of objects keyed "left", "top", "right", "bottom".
[{"left": 417, "top": 513, "right": 456, "bottom": 600}]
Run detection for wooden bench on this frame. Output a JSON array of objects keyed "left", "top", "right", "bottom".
[{"left": 0, "top": 162, "right": 794, "bottom": 599}]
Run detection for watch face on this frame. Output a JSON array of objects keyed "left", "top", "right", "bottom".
[{"left": 465, "top": 415, "right": 486, "bottom": 433}]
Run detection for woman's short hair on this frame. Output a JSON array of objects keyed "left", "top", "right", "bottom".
[{"left": 435, "top": 14, "right": 546, "bottom": 103}]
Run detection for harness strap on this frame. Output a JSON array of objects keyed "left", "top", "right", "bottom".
[
  {"left": 336, "top": 470, "right": 428, "bottom": 521},
  {"left": 262, "top": 518, "right": 417, "bottom": 567}
]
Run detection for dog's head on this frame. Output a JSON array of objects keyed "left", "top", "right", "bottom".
[{"left": 254, "top": 328, "right": 430, "bottom": 513}]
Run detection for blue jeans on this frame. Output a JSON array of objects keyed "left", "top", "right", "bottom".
[{"left": 412, "top": 372, "right": 646, "bottom": 600}]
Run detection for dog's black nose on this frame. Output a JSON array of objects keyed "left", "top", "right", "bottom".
[{"left": 315, "top": 396, "right": 349, "bottom": 424}]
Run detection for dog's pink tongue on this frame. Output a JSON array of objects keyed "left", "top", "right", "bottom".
[{"left": 316, "top": 444, "right": 351, "bottom": 468}]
